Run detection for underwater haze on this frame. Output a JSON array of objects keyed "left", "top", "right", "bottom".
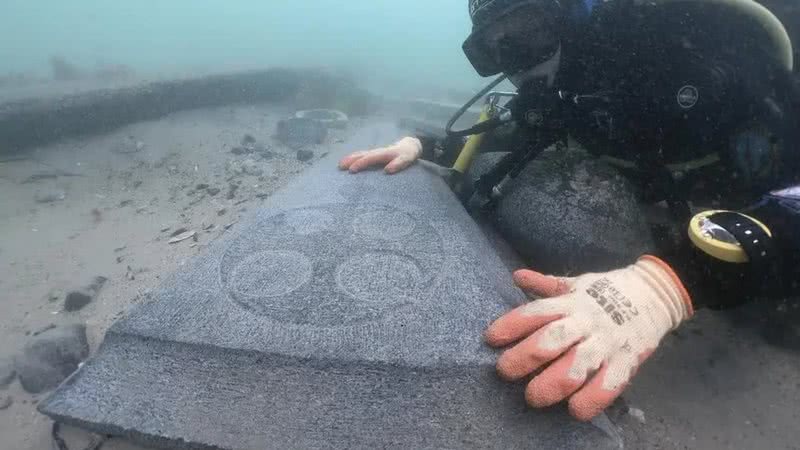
[{"left": 0, "top": 0, "right": 483, "bottom": 94}]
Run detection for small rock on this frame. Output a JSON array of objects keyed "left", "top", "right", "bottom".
[
  {"left": 241, "top": 134, "right": 256, "bottom": 146},
  {"left": 119, "top": 199, "right": 133, "bottom": 207},
  {"left": 0, "top": 395, "right": 12, "bottom": 410},
  {"left": 64, "top": 291, "right": 91, "bottom": 312},
  {"left": 14, "top": 324, "right": 89, "bottom": 394},
  {"left": 64, "top": 276, "right": 107, "bottom": 312},
  {"left": 170, "top": 227, "right": 189, "bottom": 237},
  {"left": 223, "top": 221, "right": 237, "bottom": 230},
  {"left": 217, "top": 208, "right": 227, "bottom": 216},
  {"left": 225, "top": 159, "right": 245, "bottom": 176},
  {"left": 230, "top": 146, "right": 252, "bottom": 155},
  {"left": 206, "top": 187, "right": 221, "bottom": 196},
  {"left": 226, "top": 183, "right": 239, "bottom": 200},
  {"left": 242, "top": 159, "right": 263, "bottom": 177},
  {"left": 35, "top": 189, "right": 66, "bottom": 203},
  {"left": 113, "top": 246, "right": 127, "bottom": 252},
  {"left": 33, "top": 324, "right": 57, "bottom": 337},
  {"left": 195, "top": 183, "right": 210, "bottom": 190},
  {"left": 168, "top": 230, "right": 197, "bottom": 244},
  {"left": 45, "top": 289, "right": 63, "bottom": 303},
  {"left": 160, "top": 226, "right": 171, "bottom": 233},
  {"left": 297, "top": 149, "right": 315, "bottom": 162},
  {"left": 628, "top": 407, "right": 646, "bottom": 424},
  {"left": 203, "top": 223, "right": 215, "bottom": 231},
  {"left": 125, "top": 266, "right": 135, "bottom": 281},
  {"left": 116, "top": 255, "right": 125, "bottom": 263},
  {"left": 0, "top": 357, "right": 15, "bottom": 388}
]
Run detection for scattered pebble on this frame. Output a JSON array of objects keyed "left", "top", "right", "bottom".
[
  {"left": 170, "top": 227, "right": 189, "bottom": 237},
  {"left": 45, "top": 289, "right": 63, "bottom": 303},
  {"left": 223, "top": 221, "right": 237, "bottom": 230},
  {"left": 628, "top": 407, "right": 646, "bottom": 424},
  {"left": 0, "top": 395, "right": 12, "bottom": 410},
  {"left": 125, "top": 266, "right": 136, "bottom": 281},
  {"left": 35, "top": 189, "right": 66, "bottom": 203},
  {"left": 226, "top": 183, "right": 239, "bottom": 200},
  {"left": 33, "top": 323, "right": 57, "bottom": 337},
  {"left": 217, "top": 208, "right": 228, "bottom": 216},
  {"left": 242, "top": 159, "right": 263, "bottom": 177},
  {"left": 206, "top": 187, "right": 221, "bottom": 196},
  {"left": 297, "top": 149, "right": 315, "bottom": 162},
  {"left": 113, "top": 246, "right": 127, "bottom": 253},
  {"left": 119, "top": 199, "right": 133, "bottom": 207},
  {"left": 168, "top": 230, "right": 197, "bottom": 244},
  {"left": 64, "top": 276, "right": 107, "bottom": 312}
]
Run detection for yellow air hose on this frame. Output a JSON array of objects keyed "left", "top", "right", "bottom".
[{"left": 452, "top": 106, "right": 492, "bottom": 174}]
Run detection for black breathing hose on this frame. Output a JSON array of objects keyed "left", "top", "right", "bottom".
[{"left": 445, "top": 74, "right": 508, "bottom": 137}]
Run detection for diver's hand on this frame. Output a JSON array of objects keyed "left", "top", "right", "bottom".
[
  {"left": 485, "top": 256, "right": 693, "bottom": 421},
  {"left": 338, "top": 137, "right": 422, "bottom": 174}
]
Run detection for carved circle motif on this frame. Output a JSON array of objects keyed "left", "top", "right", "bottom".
[{"left": 220, "top": 205, "right": 444, "bottom": 326}]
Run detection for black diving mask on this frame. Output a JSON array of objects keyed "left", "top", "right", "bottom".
[{"left": 462, "top": 1, "right": 563, "bottom": 77}]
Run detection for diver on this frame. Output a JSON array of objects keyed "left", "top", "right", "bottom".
[{"left": 339, "top": 0, "right": 800, "bottom": 421}]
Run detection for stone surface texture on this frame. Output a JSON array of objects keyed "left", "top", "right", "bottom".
[{"left": 39, "top": 123, "right": 622, "bottom": 449}]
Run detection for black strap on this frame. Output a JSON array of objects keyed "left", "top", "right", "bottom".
[{"left": 708, "top": 211, "right": 775, "bottom": 266}]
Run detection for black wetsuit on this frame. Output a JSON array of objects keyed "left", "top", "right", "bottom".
[{"left": 416, "top": 2, "right": 800, "bottom": 309}]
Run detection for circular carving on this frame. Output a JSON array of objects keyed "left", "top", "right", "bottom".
[
  {"left": 229, "top": 251, "right": 312, "bottom": 298},
  {"left": 219, "top": 205, "right": 444, "bottom": 326},
  {"left": 285, "top": 208, "right": 334, "bottom": 235},
  {"left": 336, "top": 253, "right": 425, "bottom": 300},
  {"left": 352, "top": 209, "right": 416, "bottom": 240}
]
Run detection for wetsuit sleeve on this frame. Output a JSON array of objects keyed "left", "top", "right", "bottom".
[{"left": 661, "top": 188, "right": 800, "bottom": 310}]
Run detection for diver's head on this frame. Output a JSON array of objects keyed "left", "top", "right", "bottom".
[{"left": 463, "top": 0, "right": 589, "bottom": 79}]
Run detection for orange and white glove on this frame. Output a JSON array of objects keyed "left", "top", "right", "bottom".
[
  {"left": 486, "top": 255, "right": 693, "bottom": 421},
  {"left": 338, "top": 137, "right": 422, "bottom": 174}
]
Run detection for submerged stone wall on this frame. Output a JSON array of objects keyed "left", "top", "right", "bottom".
[{"left": 0, "top": 69, "right": 373, "bottom": 154}]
